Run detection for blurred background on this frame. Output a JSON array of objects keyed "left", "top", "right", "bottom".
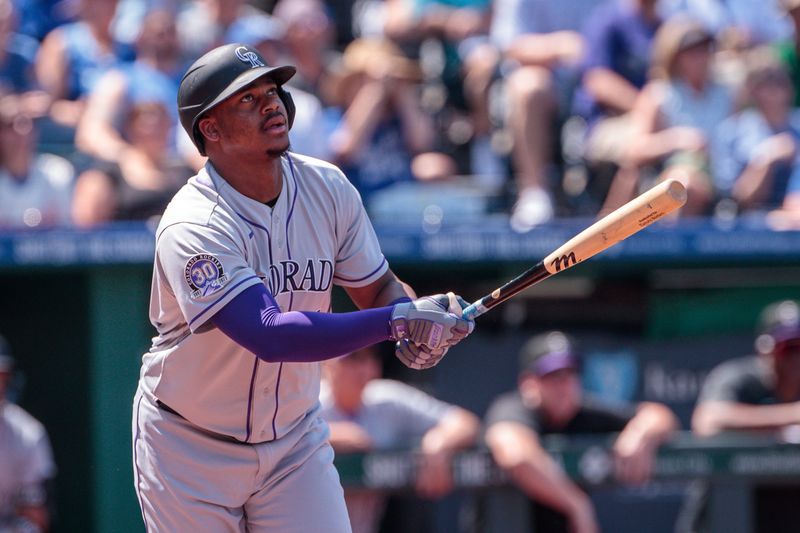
[{"left": 4, "top": 0, "right": 800, "bottom": 532}]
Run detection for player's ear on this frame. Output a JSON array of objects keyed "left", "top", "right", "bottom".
[{"left": 197, "top": 116, "right": 220, "bottom": 144}]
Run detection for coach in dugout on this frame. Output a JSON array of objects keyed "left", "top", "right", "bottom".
[
  {"left": 679, "top": 299, "right": 800, "bottom": 533},
  {"left": 484, "top": 331, "right": 678, "bottom": 533},
  {"left": 320, "top": 346, "right": 480, "bottom": 533}
]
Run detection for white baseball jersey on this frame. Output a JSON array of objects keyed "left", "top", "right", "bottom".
[
  {"left": 319, "top": 379, "right": 455, "bottom": 533},
  {"left": 0, "top": 402, "right": 56, "bottom": 525},
  {"left": 139, "top": 152, "right": 389, "bottom": 443}
]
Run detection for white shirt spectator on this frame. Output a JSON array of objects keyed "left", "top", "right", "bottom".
[{"left": 0, "top": 153, "right": 74, "bottom": 228}]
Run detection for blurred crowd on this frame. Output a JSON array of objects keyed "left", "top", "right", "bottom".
[{"left": 3, "top": 0, "right": 800, "bottom": 231}]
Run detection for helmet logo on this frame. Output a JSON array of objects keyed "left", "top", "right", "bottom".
[{"left": 235, "top": 46, "right": 265, "bottom": 68}]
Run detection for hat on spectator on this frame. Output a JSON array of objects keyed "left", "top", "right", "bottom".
[
  {"left": 650, "top": 17, "right": 714, "bottom": 80},
  {"left": 756, "top": 300, "right": 800, "bottom": 355},
  {"left": 0, "top": 335, "right": 13, "bottom": 373},
  {"left": 519, "top": 331, "right": 581, "bottom": 377}
]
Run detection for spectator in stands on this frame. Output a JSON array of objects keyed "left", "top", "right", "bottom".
[
  {"left": 177, "top": 0, "right": 264, "bottom": 58},
  {"left": 604, "top": 17, "right": 733, "bottom": 216},
  {"left": 573, "top": 0, "right": 662, "bottom": 203},
  {"left": 775, "top": 0, "right": 800, "bottom": 107},
  {"left": 272, "top": 0, "right": 337, "bottom": 97},
  {"left": 328, "top": 38, "right": 457, "bottom": 200},
  {"left": 13, "top": 0, "right": 72, "bottom": 42},
  {"left": 320, "top": 346, "right": 480, "bottom": 533},
  {"left": 715, "top": 49, "right": 800, "bottom": 214},
  {"left": 680, "top": 300, "right": 800, "bottom": 532},
  {"left": 484, "top": 331, "right": 678, "bottom": 533},
  {"left": 489, "top": 0, "right": 605, "bottom": 230},
  {"left": 72, "top": 99, "right": 191, "bottom": 225},
  {"left": 0, "top": 93, "right": 75, "bottom": 228},
  {"left": 323, "top": 0, "right": 361, "bottom": 49},
  {"left": 0, "top": 0, "right": 41, "bottom": 98},
  {"left": 34, "top": 0, "right": 134, "bottom": 131},
  {"left": 75, "top": 8, "right": 193, "bottom": 169},
  {"left": 381, "top": 0, "right": 493, "bottom": 177},
  {"left": 661, "top": 0, "right": 792, "bottom": 49},
  {"left": 0, "top": 335, "right": 57, "bottom": 532}
]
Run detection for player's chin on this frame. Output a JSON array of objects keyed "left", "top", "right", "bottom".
[{"left": 265, "top": 138, "right": 291, "bottom": 158}]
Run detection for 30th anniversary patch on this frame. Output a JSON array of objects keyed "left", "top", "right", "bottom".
[{"left": 185, "top": 254, "right": 229, "bottom": 298}]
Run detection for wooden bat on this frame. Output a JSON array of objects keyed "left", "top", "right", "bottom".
[{"left": 461, "top": 179, "right": 687, "bottom": 319}]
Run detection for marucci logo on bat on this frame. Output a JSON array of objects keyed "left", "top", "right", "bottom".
[{"left": 550, "top": 252, "right": 577, "bottom": 272}]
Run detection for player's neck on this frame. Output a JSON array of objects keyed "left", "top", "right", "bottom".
[{"left": 211, "top": 155, "right": 284, "bottom": 204}]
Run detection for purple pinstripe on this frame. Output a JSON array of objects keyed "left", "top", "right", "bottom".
[{"left": 132, "top": 393, "right": 151, "bottom": 532}]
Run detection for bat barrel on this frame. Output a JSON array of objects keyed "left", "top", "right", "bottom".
[{"left": 461, "top": 180, "right": 687, "bottom": 320}]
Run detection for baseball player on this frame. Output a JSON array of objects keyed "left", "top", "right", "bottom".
[
  {"left": 131, "top": 43, "right": 475, "bottom": 533},
  {"left": 0, "top": 336, "right": 57, "bottom": 533}
]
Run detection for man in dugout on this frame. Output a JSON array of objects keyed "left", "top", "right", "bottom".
[{"left": 484, "top": 330, "right": 678, "bottom": 533}]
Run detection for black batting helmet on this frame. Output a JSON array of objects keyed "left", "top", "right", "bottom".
[{"left": 177, "top": 43, "right": 296, "bottom": 155}]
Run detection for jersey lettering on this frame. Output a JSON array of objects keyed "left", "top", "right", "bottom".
[{"left": 266, "top": 259, "right": 334, "bottom": 295}]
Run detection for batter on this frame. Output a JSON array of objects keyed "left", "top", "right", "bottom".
[{"left": 131, "top": 43, "right": 474, "bottom": 532}]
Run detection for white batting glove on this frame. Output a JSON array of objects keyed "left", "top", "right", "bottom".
[{"left": 390, "top": 292, "right": 474, "bottom": 351}]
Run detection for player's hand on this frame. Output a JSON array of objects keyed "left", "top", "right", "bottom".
[
  {"left": 415, "top": 449, "right": 454, "bottom": 499},
  {"left": 667, "top": 126, "right": 707, "bottom": 153},
  {"left": 327, "top": 421, "right": 374, "bottom": 453},
  {"left": 390, "top": 293, "right": 474, "bottom": 351},
  {"left": 394, "top": 339, "right": 449, "bottom": 369},
  {"left": 612, "top": 432, "right": 656, "bottom": 485},
  {"left": 753, "top": 132, "right": 797, "bottom": 168}
]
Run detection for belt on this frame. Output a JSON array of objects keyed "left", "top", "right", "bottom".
[{"left": 155, "top": 399, "right": 249, "bottom": 445}]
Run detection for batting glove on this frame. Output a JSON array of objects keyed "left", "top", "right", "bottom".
[
  {"left": 395, "top": 339, "right": 450, "bottom": 370},
  {"left": 389, "top": 292, "right": 475, "bottom": 351}
]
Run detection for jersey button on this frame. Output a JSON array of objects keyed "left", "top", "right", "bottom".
[{"left": 263, "top": 387, "right": 270, "bottom": 395}]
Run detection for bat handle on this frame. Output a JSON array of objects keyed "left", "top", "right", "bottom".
[{"left": 462, "top": 300, "right": 488, "bottom": 320}]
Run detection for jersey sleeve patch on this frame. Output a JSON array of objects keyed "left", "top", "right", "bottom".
[{"left": 184, "top": 254, "right": 230, "bottom": 299}]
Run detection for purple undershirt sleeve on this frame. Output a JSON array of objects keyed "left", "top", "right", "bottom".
[{"left": 210, "top": 283, "right": 394, "bottom": 363}]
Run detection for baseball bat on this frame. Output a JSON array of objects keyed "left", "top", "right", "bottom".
[{"left": 461, "top": 179, "right": 687, "bottom": 320}]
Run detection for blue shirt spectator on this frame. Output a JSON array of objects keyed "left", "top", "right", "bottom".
[
  {"left": 13, "top": 0, "right": 71, "bottom": 41},
  {"left": 339, "top": 115, "right": 416, "bottom": 197},
  {"left": 490, "top": 0, "right": 602, "bottom": 49},
  {"left": 76, "top": 8, "right": 193, "bottom": 169},
  {"left": 57, "top": 20, "right": 135, "bottom": 101},
  {"left": 573, "top": 0, "right": 661, "bottom": 127},
  {"left": 714, "top": 51, "right": 800, "bottom": 211},
  {"left": 0, "top": 0, "right": 39, "bottom": 93},
  {"left": 715, "top": 108, "right": 800, "bottom": 208}
]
